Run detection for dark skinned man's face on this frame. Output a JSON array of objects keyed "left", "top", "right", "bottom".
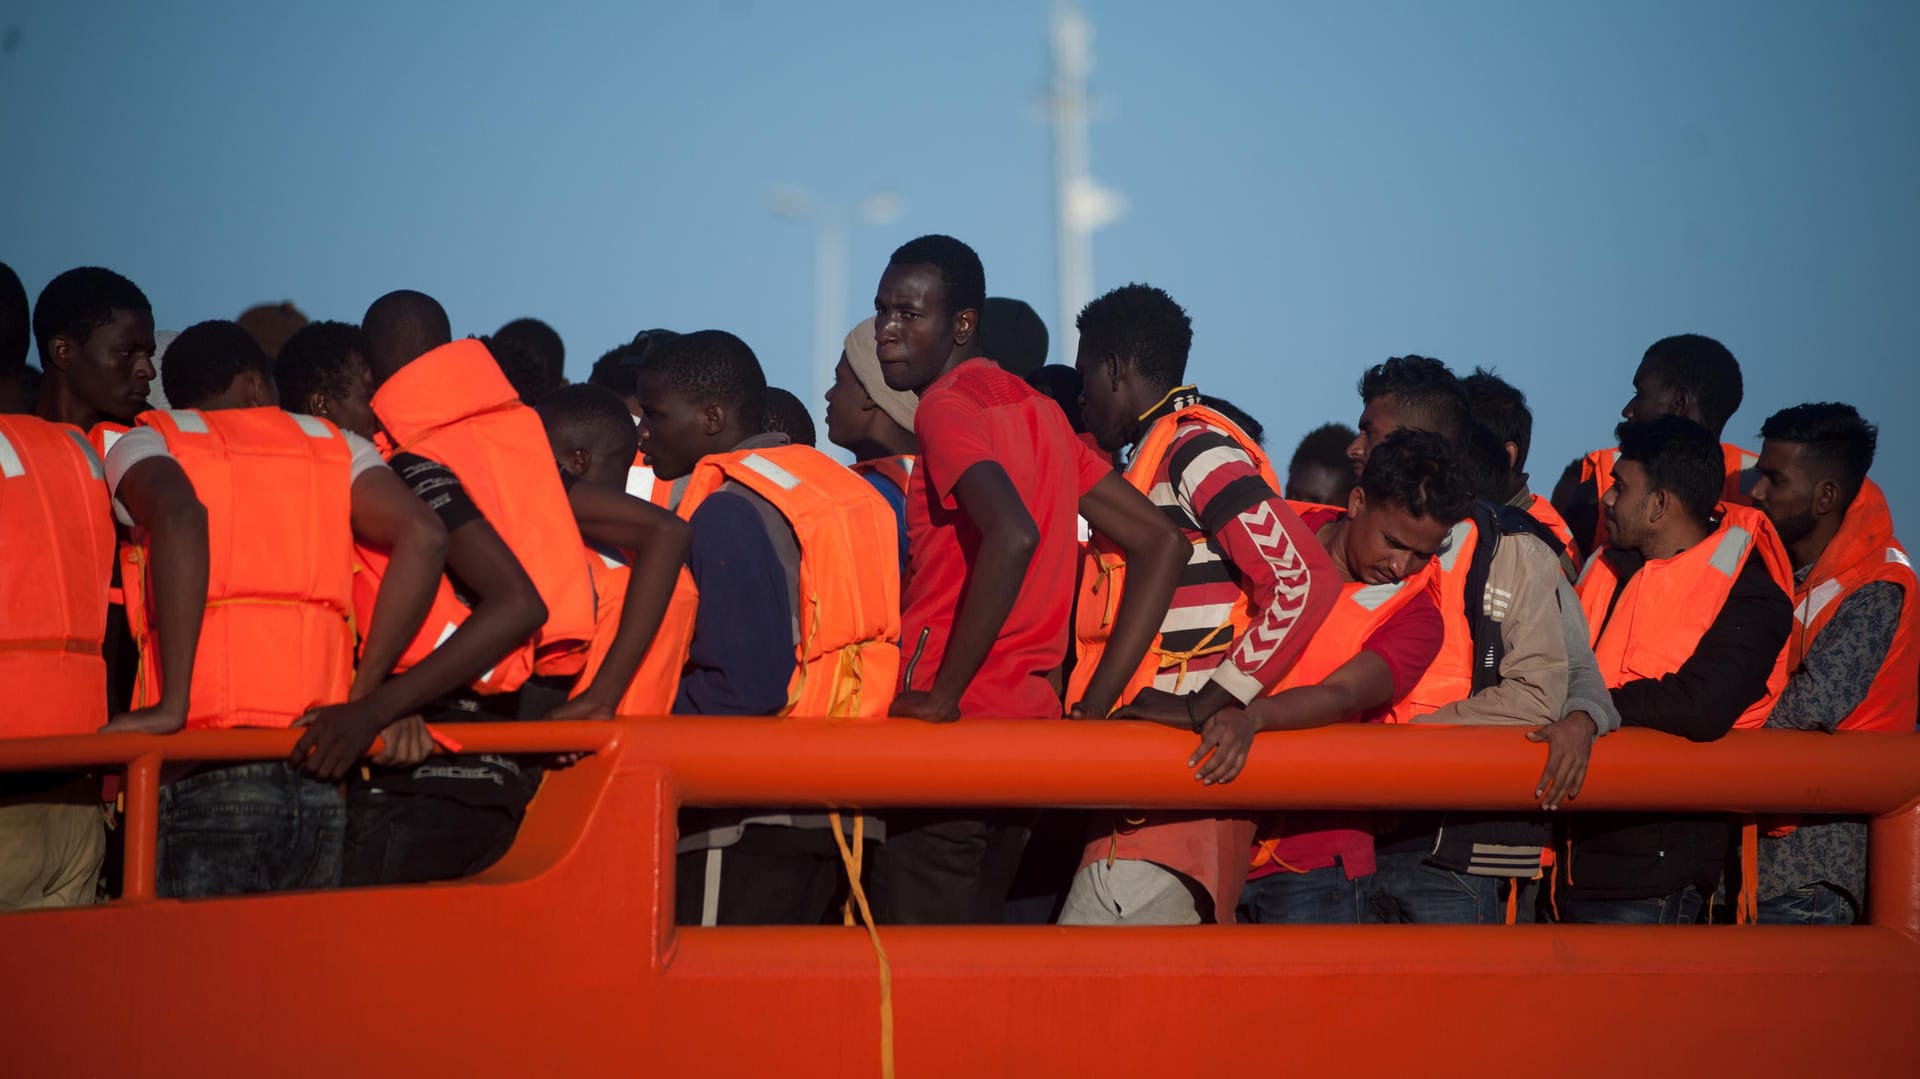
[
  {"left": 873, "top": 262, "right": 959, "bottom": 394},
  {"left": 55, "top": 307, "right": 156, "bottom": 424},
  {"left": 1073, "top": 339, "right": 1133, "bottom": 455},
  {"left": 633, "top": 369, "right": 710, "bottom": 481}
]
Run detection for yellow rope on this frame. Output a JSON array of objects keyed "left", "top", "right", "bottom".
[{"left": 830, "top": 811, "right": 894, "bottom": 1079}]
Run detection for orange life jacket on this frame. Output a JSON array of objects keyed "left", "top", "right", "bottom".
[
  {"left": 122, "top": 408, "right": 356, "bottom": 730},
  {"left": 1575, "top": 503, "right": 1792, "bottom": 729},
  {"left": 850, "top": 454, "right": 914, "bottom": 498},
  {"left": 1581, "top": 441, "right": 1758, "bottom": 554},
  {"left": 677, "top": 444, "right": 900, "bottom": 718},
  {"left": 1525, "top": 493, "right": 1575, "bottom": 554},
  {"left": 0, "top": 417, "right": 115, "bottom": 737},
  {"left": 1787, "top": 478, "right": 1917, "bottom": 731},
  {"left": 1249, "top": 538, "right": 1441, "bottom": 870},
  {"left": 365, "top": 338, "right": 597, "bottom": 684},
  {"left": 572, "top": 547, "right": 700, "bottom": 716},
  {"left": 1390, "top": 517, "right": 1481, "bottom": 723},
  {"left": 1068, "top": 404, "right": 1282, "bottom": 710}
]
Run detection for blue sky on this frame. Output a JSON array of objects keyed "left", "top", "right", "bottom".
[{"left": 5, "top": 1, "right": 1916, "bottom": 523}]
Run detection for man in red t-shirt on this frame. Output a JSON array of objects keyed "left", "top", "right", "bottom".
[{"left": 865, "top": 234, "right": 1186, "bottom": 924}]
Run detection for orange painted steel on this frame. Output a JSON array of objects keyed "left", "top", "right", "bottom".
[{"left": 0, "top": 720, "right": 1916, "bottom": 1078}]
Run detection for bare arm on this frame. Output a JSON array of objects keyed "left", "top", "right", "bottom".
[
  {"left": 1185, "top": 652, "right": 1396, "bottom": 784},
  {"left": 104, "top": 457, "right": 209, "bottom": 733},
  {"left": 553, "top": 483, "right": 691, "bottom": 717},
  {"left": 346, "top": 466, "right": 447, "bottom": 699},
  {"left": 897, "top": 461, "right": 1037, "bottom": 720},
  {"left": 1071, "top": 472, "right": 1187, "bottom": 719}
]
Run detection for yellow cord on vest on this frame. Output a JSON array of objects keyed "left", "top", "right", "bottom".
[
  {"left": 1135, "top": 385, "right": 1198, "bottom": 424},
  {"left": 830, "top": 810, "right": 894, "bottom": 1079}
]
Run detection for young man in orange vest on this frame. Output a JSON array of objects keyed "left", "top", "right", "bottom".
[
  {"left": 275, "top": 319, "right": 554, "bottom": 878},
  {"left": 0, "top": 279, "right": 115, "bottom": 904},
  {"left": 1189, "top": 429, "right": 1461, "bottom": 921},
  {"left": 313, "top": 291, "right": 593, "bottom": 886},
  {"left": 588, "top": 330, "right": 684, "bottom": 509},
  {"left": 31, "top": 267, "right": 160, "bottom": 714},
  {"left": 1559, "top": 416, "right": 1794, "bottom": 923},
  {"left": 1056, "top": 283, "right": 1339, "bottom": 925},
  {"left": 534, "top": 383, "right": 693, "bottom": 719},
  {"left": 862, "top": 235, "right": 1185, "bottom": 925},
  {"left": 634, "top": 328, "right": 899, "bottom": 925},
  {"left": 99, "top": 320, "right": 450, "bottom": 897},
  {"left": 824, "top": 316, "right": 918, "bottom": 577},
  {"left": 1551, "top": 333, "right": 1759, "bottom": 562},
  {"left": 1461, "top": 367, "right": 1578, "bottom": 572},
  {"left": 1749, "top": 403, "right": 1914, "bottom": 924}
]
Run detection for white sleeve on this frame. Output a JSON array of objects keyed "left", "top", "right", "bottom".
[
  {"left": 103, "top": 427, "right": 172, "bottom": 526},
  {"left": 341, "top": 430, "right": 390, "bottom": 483}
]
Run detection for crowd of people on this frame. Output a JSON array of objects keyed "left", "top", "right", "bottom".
[{"left": 0, "top": 233, "right": 1911, "bottom": 930}]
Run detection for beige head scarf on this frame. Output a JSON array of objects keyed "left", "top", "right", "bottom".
[{"left": 843, "top": 317, "right": 919, "bottom": 433}]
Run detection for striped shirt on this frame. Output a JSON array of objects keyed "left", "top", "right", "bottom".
[{"left": 1123, "top": 389, "right": 1336, "bottom": 702}]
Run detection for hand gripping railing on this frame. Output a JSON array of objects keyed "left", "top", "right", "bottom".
[{"left": 1, "top": 719, "right": 1917, "bottom": 1078}]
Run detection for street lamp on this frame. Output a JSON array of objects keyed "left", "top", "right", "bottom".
[{"left": 772, "top": 188, "right": 903, "bottom": 414}]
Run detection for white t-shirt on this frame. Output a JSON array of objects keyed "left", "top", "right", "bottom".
[{"left": 104, "top": 413, "right": 386, "bottom": 524}]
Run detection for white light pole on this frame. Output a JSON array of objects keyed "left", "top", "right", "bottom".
[
  {"left": 773, "top": 188, "right": 903, "bottom": 410},
  {"left": 1049, "top": 0, "right": 1125, "bottom": 365}
]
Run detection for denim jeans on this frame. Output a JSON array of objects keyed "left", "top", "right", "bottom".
[
  {"left": 1365, "top": 849, "right": 1502, "bottom": 924},
  {"left": 157, "top": 762, "right": 343, "bottom": 899},
  {"left": 1238, "top": 865, "right": 1371, "bottom": 924},
  {"left": 1558, "top": 884, "right": 1706, "bottom": 925},
  {"left": 1758, "top": 883, "right": 1857, "bottom": 925}
]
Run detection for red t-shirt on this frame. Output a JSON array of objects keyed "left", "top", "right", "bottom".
[
  {"left": 899, "top": 359, "right": 1112, "bottom": 718},
  {"left": 1247, "top": 507, "right": 1445, "bottom": 881}
]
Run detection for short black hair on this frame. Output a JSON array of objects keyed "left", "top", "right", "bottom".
[
  {"left": 762, "top": 386, "right": 817, "bottom": 447},
  {"left": 642, "top": 329, "right": 766, "bottom": 423},
  {"left": 495, "top": 317, "right": 565, "bottom": 390},
  {"left": 0, "top": 261, "right": 28, "bottom": 375},
  {"left": 162, "top": 320, "right": 273, "bottom": 410},
  {"left": 589, "top": 330, "right": 680, "bottom": 400},
  {"left": 1642, "top": 334, "right": 1742, "bottom": 435},
  {"left": 977, "top": 297, "right": 1049, "bottom": 377},
  {"left": 1199, "top": 394, "right": 1264, "bottom": 448},
  {"left": 887, "top": 234, "right": 986, "bottom": 318},
  {"left": 1026, "top": 364, "right": 1085, "bottom": 433},
  {"left": 1460, "top": 367, "right": 1531, "bottom": 473},
  {"left": 1289, "top": 422, "right": 1356, "bottom": 475},
  {"left": 276, "top": 321, "right": 367, "bottom": 416},
  {"left": 1075, "top": 284, "right": 1193, "bottom": 391},
  {"left": 1358, "top": 355, "right": 1468, "bottom": 446},
  {"left": 483, "top": 333, "right": 557, "bottom": 405},
  {"left": 537, "top": 382, "right": 638, "bottom": 463},
  {"left": 1359, "top": 428, "right": 1474, "bottom": 525},
  {"left": 361, "top": 290, "right": 451, "bottom": 381},
  {"left": 1760, "top": 402, "right": 1878, "bottom": 508},
  {"left": 1461, "top": 422, "right": 1514, "bottom": 502},
  {"left": 1615, "top": 415, "right": 1723, "bottom": 527},
  {"left": 32, "top": 266, "right": 151, "bottom": 365}
]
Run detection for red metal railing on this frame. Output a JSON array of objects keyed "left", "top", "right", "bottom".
[{"left": 1, "top": 719, "right": 1917, "bottom": 1077}]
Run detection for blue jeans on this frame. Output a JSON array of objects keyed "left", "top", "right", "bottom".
[
  {"left": 157, "top": 762, "right": 343, "bottom": 898},
  {"left": 1558, "top": 884, "right": 1706, "bottom": 925},
  {"left": 1238, "top": 865, "right": 1372, "bottom": 924},
  {"left": 1758, "top": 883, "right": 1857, "bottom": 925},
  {"left": 1365, "top": 849, "right": 1502, "bottom": 924}
]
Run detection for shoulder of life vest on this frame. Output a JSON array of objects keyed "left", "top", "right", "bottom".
[
  {"left": 129, "top": 407, "right": 357, "bottom": 730},
  {"left": 0, "top": 417, "right": 116, "bottom": 736},
  {"left": 1128, "top": 403, "right": 1282, "bottom": 495}
]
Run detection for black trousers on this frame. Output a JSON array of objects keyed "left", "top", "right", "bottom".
[
  {"left": 867, "top": 809, "right": 1033, "bottom": 925},
  {"left": 675, "top": 824, "right": 845, "bottom": 927}
]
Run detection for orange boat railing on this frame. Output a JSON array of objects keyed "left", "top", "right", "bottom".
[{"left": 0, "top": 719, "right": 1916, "bottom": 1077}]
